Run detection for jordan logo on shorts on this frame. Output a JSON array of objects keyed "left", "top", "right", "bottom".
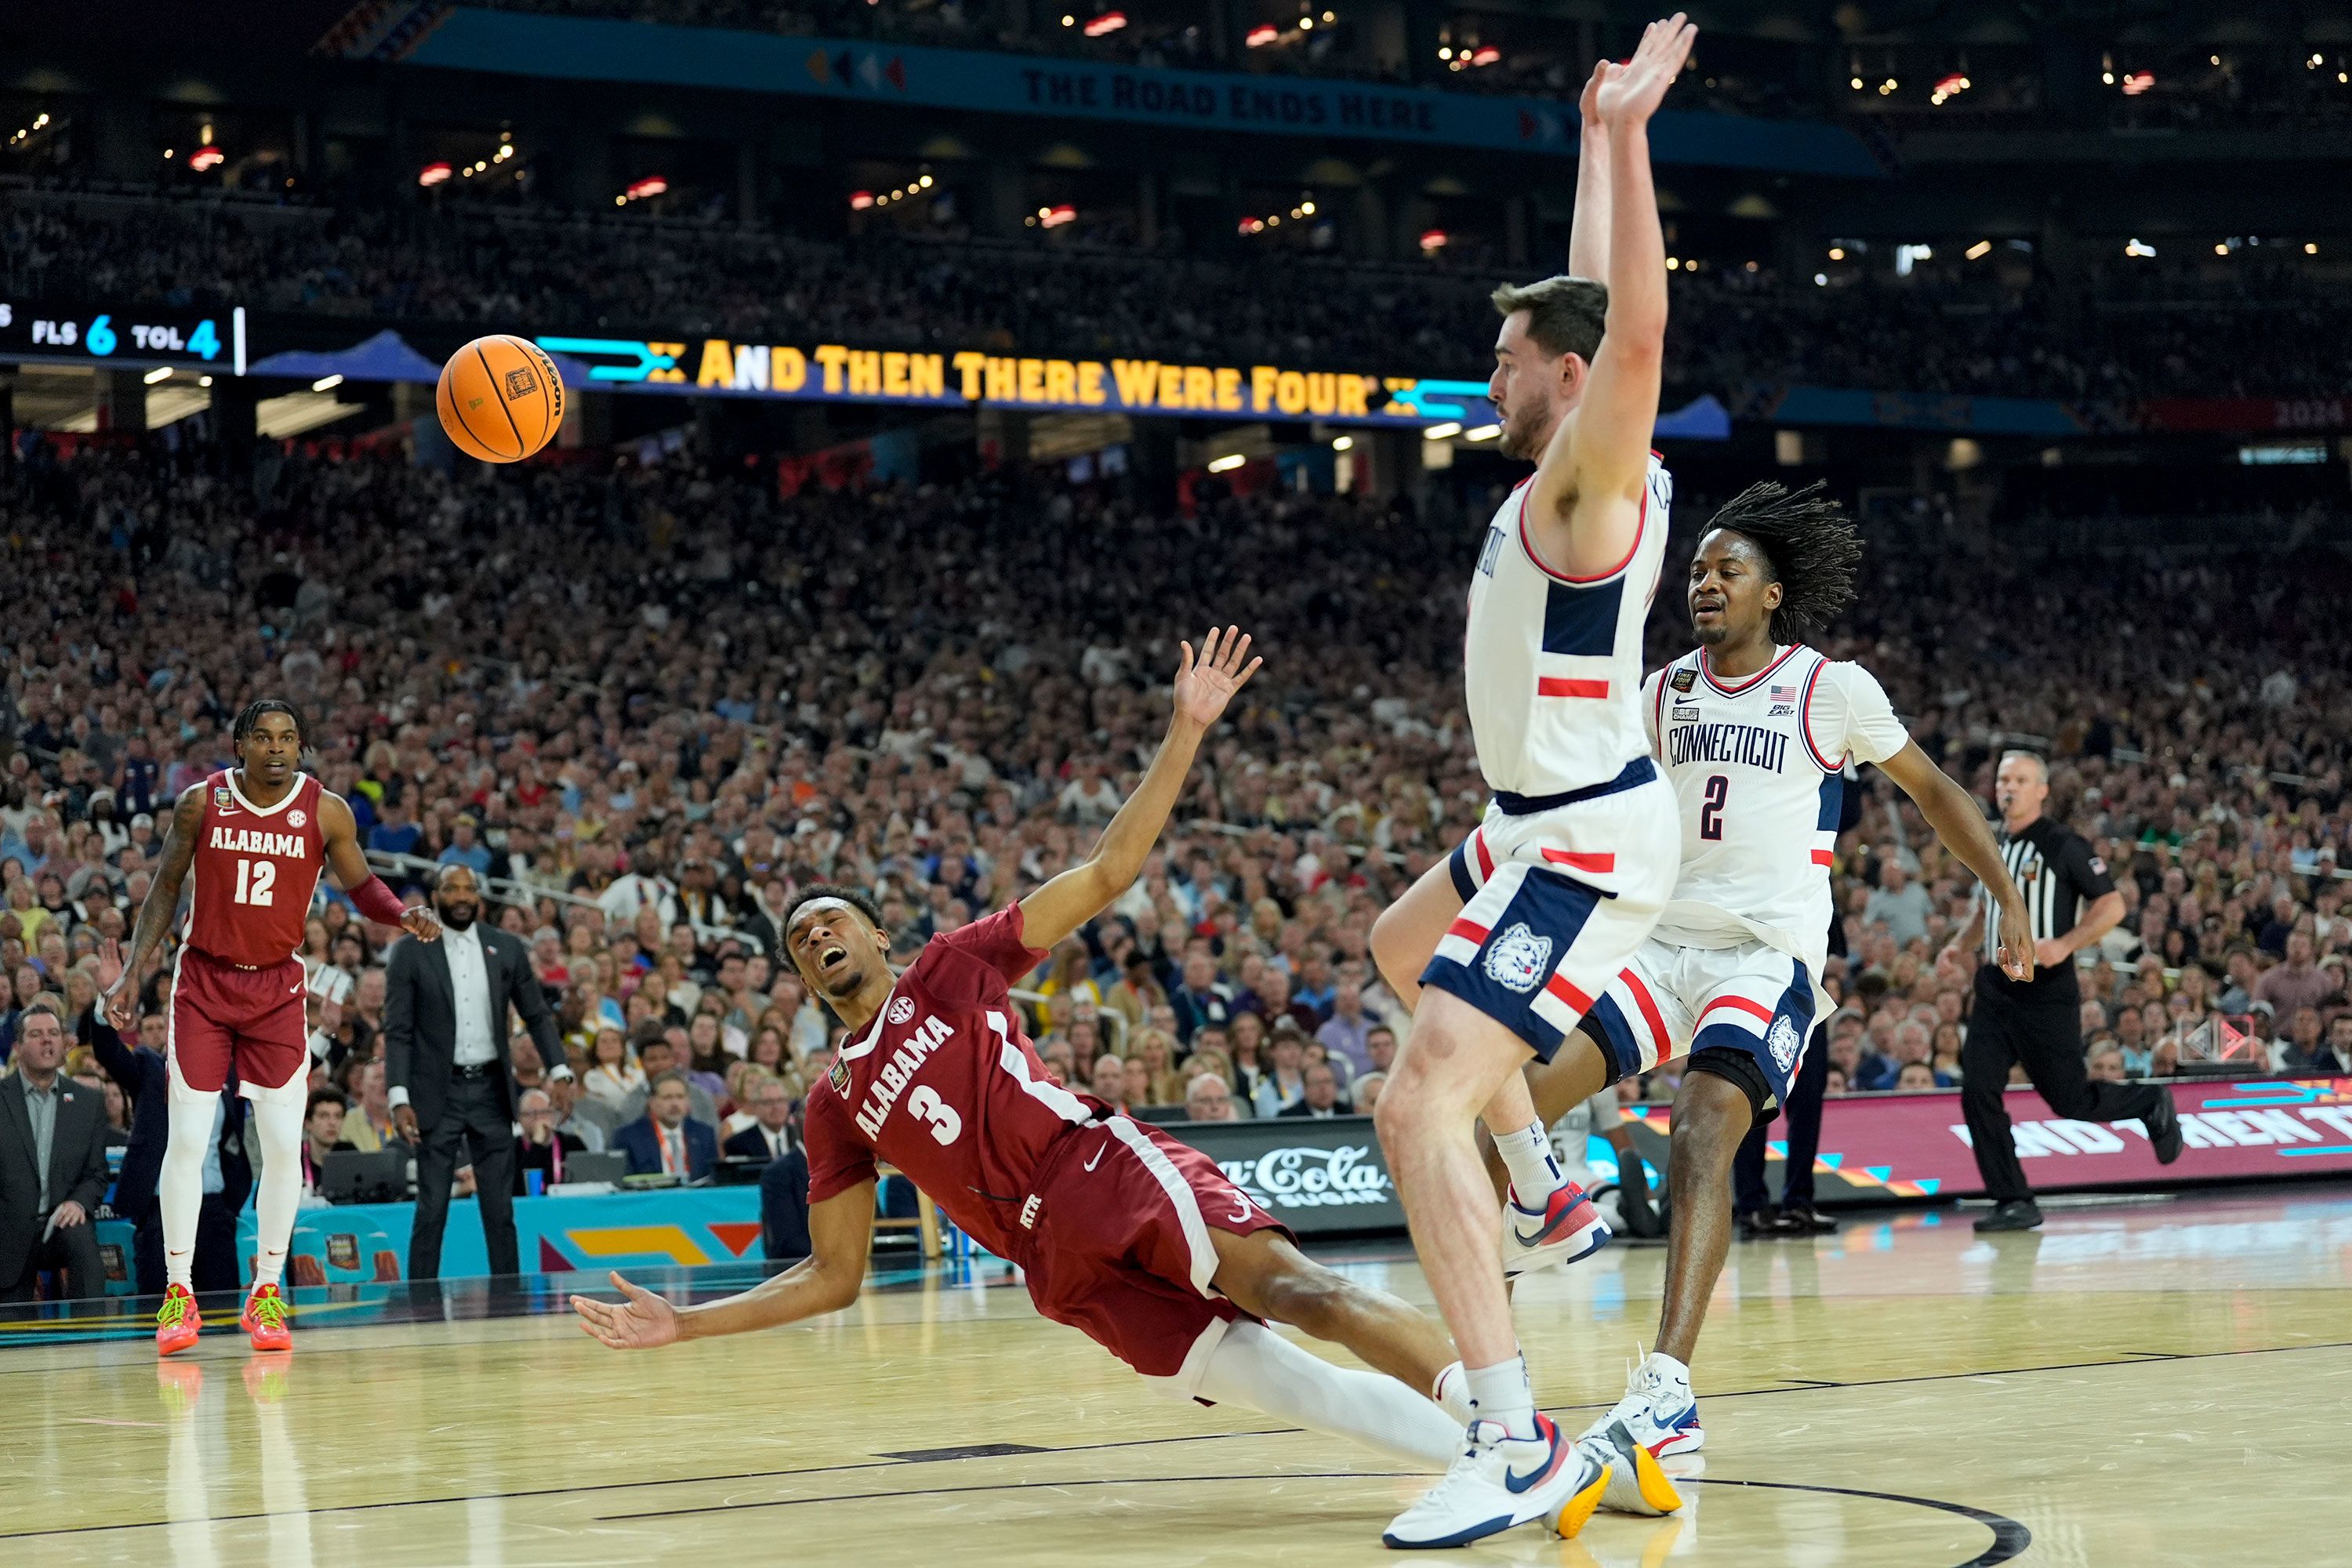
[{"left": 1483, "top": 924, "right": 1553, "bottom": 993}]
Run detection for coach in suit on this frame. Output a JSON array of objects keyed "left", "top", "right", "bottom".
[
  {"left": 88, "top": 1007, "right": 250, "bottom": 1294},
  {"left": 613, "top": 1073, "right": 717, "bottom": 1182},
  {"left": 385, "top": 866, "right": 569, "bottom": 1279},
  {"left": 0, "top": 1004, "right": 111, "bottom": 1301}
]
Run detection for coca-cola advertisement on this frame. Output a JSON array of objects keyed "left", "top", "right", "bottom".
[{"left": 1163, "top": 1116, "right": 1404, "bottom": 1236}]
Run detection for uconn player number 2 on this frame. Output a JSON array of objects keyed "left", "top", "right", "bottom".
[{"left": 1699, "top": 775, "right": 1728, "bottom": 840}]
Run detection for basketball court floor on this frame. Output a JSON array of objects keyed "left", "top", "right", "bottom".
[{"left": 5, "top": 1185, "right": 2350, "bottom": 1567}]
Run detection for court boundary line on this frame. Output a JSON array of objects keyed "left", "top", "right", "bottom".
[{"left": 6, "top": 1334, "right": 2343, "bottom": 1541}]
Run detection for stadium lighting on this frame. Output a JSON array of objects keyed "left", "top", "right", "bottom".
[
  {"left": 1083, "top": 12, "right": 1127, "bottom": 37},
  {"left": 1965, "top": 239, "right": 1993, "bottom": 260},
  {"left": 1471, "top": 45, "right": 1501, "bottom": 66},
  {"left": 1418, "top": 228, "right": 1448, "bottom": 252},
  {"left": 312, "top": 375, "right": 344, "bottom": 393},
  {"left": 1851, "top": 76, "right": 1864, "bottom": 89},
  {"left": 919, "top": 174, "right": 934, "bottom": 187},
  {"left": 849, "top": 190, "right": 874, "bottom": 209},
  {"left": 1665, "top": 256, "right": 1679, "bottom": 270},
  {"left": 1464, "top": 424, "right": 1501, "bottom": 441},
  {"left": 1814, "top": 273, "right": 1828, "bottom": 286},
  {"left": 1300, "top": 200, "right": 1315, "bottom": 215},
  {"left": 1422, "top": 422, "right": 1461, "bottom": 440},
  {"left": 2307, "top": 242, "right": 2320, "bottom": 255},
  {"left": 623, "top": 176, "right": 669, "bottom": 201},
  {"left": 1247, "top": 23, "right": 1279, "bottom": 45},
  {"left": 1041, "top": 204, "right": 1077, "bottom": 228},
  {"left": 1439, "top": 47, "right": 1452, "bottom": 59},
  {"left": 1062, "top": 13, "right": 1074, "bottom": 23},
  {"left": 1323, "top": 9, "right": 1334, "bottom": 19},
  {"left": 418, "top": 162, "right": 452, "bottom": 187},
  {"left": 1331, "top": 435, "right": 1353, "bottom": 451},
  {"left": 2122, "top": 71, "right": 2154, "bottom": 95},
  {"left": 2125, "top": 238, "right": 2156, "bottom": 257},
  {"left": 188, "top": 144, "right": 225, "bottom": 172},
  {"left": 1207, "top": 454, "right": 1247, "bottom": 473},
  {"left": 198, "top": 376, "right": 213, "bottom": 387},
  {"left": 1299, "top": 16, "right": 1312, "bottom": 29},
  {"left": 143, "top": 366, "right": 172, "bottom": 385},
  {"left": 2216, "top": 242, "right": 2230, "bottom": 256}
]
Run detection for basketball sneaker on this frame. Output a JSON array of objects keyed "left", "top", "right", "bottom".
[
  {"left": 1579, "top": 1352, "right": 1703, "bottom": 1458},
  {"left": 155, "top": 1284, "right": 203, "bottom": 1356},
  {"left": 1579, "top": 1419, "right": 1685, "bottom": 1516},
  {"left": 1499, "top": 1180, "right": 1613, "bottom": 1279},
  {"left": 241, "top": 1283, "right": 292, "bottom": 1352},
  {"left": 1381, "top": 1414, "right": 1609, "bottom": 1550}
]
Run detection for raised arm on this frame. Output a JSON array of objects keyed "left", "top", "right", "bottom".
[
  {"left": 103, "top": 785, "right": 204, "bottom": 1030},
  {"left": 319, "top": 791, "right": 441, "bottom": 942},
  {"left": 1567, "top": 60, "right": 1613, "bottom": 283},
  {"left": 572, "top": 1181, "right": 877, "bottom": 1347},
  {"left": 1877, "top": 742, "right": 2034, "bottom": 982},
  {"left": 1017, "top": 628, "right": 1261, "bottom": 952},
  {"left": 1526, "top": 16, "right": 1695, "bottom": 576}
]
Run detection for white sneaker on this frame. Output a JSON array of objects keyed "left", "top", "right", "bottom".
[
  {"left": 1499, "top": 1179, "right": 1613, "bottom": 1279},
  {"left": 1579, "top": 1420, "right": 1686, "bottom": 1516},
  {"left": 1578, "top": 1352, "right": 1704, "bottom": 1458},
  {"left": 1381, "top": 1414, "right": 1610, "bottom": 1550}
]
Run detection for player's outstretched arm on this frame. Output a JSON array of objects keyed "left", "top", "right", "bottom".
[
  {"left": 319, "top": 792, "right": 441, "bottom": 942},
  {"left": 1018, "top": 627, "right": 1261, "bottom": 951},
  {"left": 1567, "top": 60, "right": 1613, "bottom": 284},
  {"left": 103, "top": 784, "right": 204, "bottom": 1030},
  {"left": 572, "top": 1182, "right": 877, "bottom": 1348},
  {"left": 1877, "top": 742, "right": 2034, "bottom": 982},
  {"left": 1528, "top": 15, "right": 1695, "bottom": 576}
]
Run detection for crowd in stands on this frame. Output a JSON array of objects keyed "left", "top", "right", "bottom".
[
  {"left": 5, "top": 188, "right": 2350, "bottom": 401},
  {"left": 2, "top": 430, "right": 2349, "bottom": 1196}
]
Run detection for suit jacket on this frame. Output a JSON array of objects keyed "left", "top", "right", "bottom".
[
  {"left": 0, "top": 1072, "right": 111, "bottom": 1283},
  {"left": 1278, "top": 1098, "right": 1354, "bottom": 1118},
  {"left": 384, "top": 925, "right": 565, "bottom": 1132},
  {"left": 87, "top": 1023, "right": 251, "bottom": 1221},
  {"left": 723, "top": 1124, "right": 795, "bottom": 1163},
  {"left": 614, "top": 1116, "right": 717, "bottom": 1181}
]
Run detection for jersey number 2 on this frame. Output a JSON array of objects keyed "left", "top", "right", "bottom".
[
  {"left": 906, "top": 1086, "right": 963, "bottom": 1145},
  {"left": 233, "top": 858, "right": 278, "bottom": 906},
  {"left": 1700, "top": 775, "right": 1728, "bottom": 841}
]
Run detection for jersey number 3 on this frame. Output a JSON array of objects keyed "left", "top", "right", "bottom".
[
  {"left": 1700, "top": 775, "right": 1728, "bottom": 841},
  {"left": 232, "top": 858, "right": 278, "bottom": 906},
  {"left": 906, "top": 1086, "right": 963, "bottom": 1145}
]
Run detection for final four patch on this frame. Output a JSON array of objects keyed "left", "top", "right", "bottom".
[{"left": 1669, "top": 668, "right": 1697, "bottom": 694}]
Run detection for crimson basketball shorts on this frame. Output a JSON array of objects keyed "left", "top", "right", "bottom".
[
  {"left": 1423, "top": 762, "right": 1679, "bottom": 1062},
  {"left": 170, "top": 946, "right": 310, "bottom": 1098},
  {"left": 1018, "top": 1114, "right": 1290, "bottom": 1400}
]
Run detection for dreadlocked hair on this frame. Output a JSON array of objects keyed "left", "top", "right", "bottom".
[
  {"left": 782, "top": 882, "right": 885, "bottom": 935},
  {"left": 1702, "top": 481, "right": 1864, "bottom": 644},
  {"left": 232, "top": 697, "right": 306, "bottom": 750}
]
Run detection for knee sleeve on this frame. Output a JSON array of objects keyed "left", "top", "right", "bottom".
[{"left": 1191, "top": 1319, "right": 1463, "bottom": 1470}]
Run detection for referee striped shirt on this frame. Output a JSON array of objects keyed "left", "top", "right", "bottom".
[{"left": 1976, "top": 814, "right": 2115, "bottom": 1006}]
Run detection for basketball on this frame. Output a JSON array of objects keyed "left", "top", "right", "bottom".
[{"left": 436, "top": 334, "right": 564, "bottom": 463}]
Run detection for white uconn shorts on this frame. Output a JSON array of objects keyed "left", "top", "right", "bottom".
[
  {"left": 1421, "top": 758, "right": 1679, "bottom": 1063},
  {"left": 1584, "top": 938, "right": 1819, "bottom": 1110}
]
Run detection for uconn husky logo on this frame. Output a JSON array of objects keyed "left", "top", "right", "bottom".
[
  {"left": 1766, "top": 1015, "right": 1802, "bottom": 1076},
  {"left": 1483, "top": 924, "right": 1553, "bottom": 993}
]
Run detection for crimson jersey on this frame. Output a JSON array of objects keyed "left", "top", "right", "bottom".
[
  {"left": 804, "top": 906, "right": 1087, "bottom": 1259},
  {"left": 183, "top": 770, "right": 328, "bottom": 967}
]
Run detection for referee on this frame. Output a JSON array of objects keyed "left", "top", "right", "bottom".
[{"left": 1955, "top": 752, "right": 2181, "bottom": 1231}]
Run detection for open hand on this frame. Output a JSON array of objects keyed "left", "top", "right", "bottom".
[
  {"left": 1594, "top": 13, "right": 1697, "bottom": 130},
  {"left": 1578, "top": 57, "right": 1614, "bottom": 133},
  {"left": 98, "top": 939, "right": 136, "bottom": 1029},
  {"left": 572, "top": 1271, "right": 681, "bottom": 1349},
  {"left": 1171, "top": 626, "right": 1262, "bottom": 732}
]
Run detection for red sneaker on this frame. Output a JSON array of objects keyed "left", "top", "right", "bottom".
[
  {"left": 240, "top": 1283, "right": 292, "bottom": 1351},
  {"left": 155, "top": 1284, "right": 202, "bottom": 1356}
]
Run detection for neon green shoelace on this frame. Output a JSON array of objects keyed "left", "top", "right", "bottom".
[
  {"left": 156, "top": 1294, "right": 191, "bottom": 1328},
  {"left": 248, "top": 1291, "right": 290, "bottom": 1330}
]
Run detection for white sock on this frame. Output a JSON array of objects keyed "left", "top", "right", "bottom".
[
  {"left": 248, "top": 1086, "right": 305, "bottom": 1290},
  {"left": 1432, "top": 1360, "right": 1475, "bottom": 1425},
  {"left": 159, "top": 1085, "right": 216, "bottom": 1293},
  {"left": 1464, "top": 1356, "right": 1537, "bottom": 1440},
  {"left": 1642, "top": 1351, "right": 1691, "bottom": 1390},
  {"left": 1192, "top": 1320, "right": 1464, "bottom": 1469},
  {"left": 1494, "top": 1122, "right": 1566, "bottom": 1206}
]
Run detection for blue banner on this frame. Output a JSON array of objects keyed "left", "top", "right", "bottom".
[
  {"left": 405, "top": 9, "right": 1881, "bottom": 176},
  {"left": 260, "top": 1189, "right": 767, "bottom": 1286}
]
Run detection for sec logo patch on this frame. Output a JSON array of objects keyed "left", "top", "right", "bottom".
[
  {"left": 286, "top": 808, "right": 307, "bottom": 828},
  {"left": 887, "top": 996, "right": 916, "bottom": 1025}
]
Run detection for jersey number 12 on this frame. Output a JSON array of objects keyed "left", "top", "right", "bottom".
[{"left": 232, "top": 858, "right": 278, "bottom": 906}]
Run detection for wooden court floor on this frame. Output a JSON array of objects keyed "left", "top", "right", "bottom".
[{"left": 5, "top": 1187, "right": 2352, "bottom": 1567}]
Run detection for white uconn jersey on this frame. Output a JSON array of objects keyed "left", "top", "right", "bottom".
[
  {"left": 1643, "top": 646, "right": 1911, "bottom": 975},
  {"left": 1465, "top": 454, "right": 1672, "bottom": 799}
]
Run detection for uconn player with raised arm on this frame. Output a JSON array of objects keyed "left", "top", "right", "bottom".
[
  {"left": 1509, "top": 482, "right": 2034, "bottom": 1512},
  {"left": 102, "top": 700, "right": 441, "bottom": 1354},
  {"left": 1367, "top": 16, "right": 1697, "bottom": 1550},
  {"left": 571, "top": 633, "right": 1632, "bottom": 1533}
]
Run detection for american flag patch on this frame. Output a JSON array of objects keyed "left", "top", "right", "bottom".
[{"left": 1769, "top": 684, "right": 1798, "bottom": 703}]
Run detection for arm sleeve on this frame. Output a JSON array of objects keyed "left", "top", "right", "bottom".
[
  {"left": 1813, "top": 662, "right": 1912, "bottom": 769},
  {"left": 801, "top": 1088, "right": 878, "bottom": 1206},
  {"left": 2060, "top": 834, "right": 2116, "bottom": 902},
  {"left": 935, "top": 904, "right": 1051, "bottom": 987}
]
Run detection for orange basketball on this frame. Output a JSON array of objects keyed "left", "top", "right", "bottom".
[{"left": 437, "top": 334, "right": 564, "bottom": 463}]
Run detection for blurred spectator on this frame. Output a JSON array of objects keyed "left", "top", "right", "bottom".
[
  {"left": 723, "top": 1073, "right": 797, "bottom": 1163},
  {"left": 298, "top": 1087, "right": 357, "bottom": 1200},
  {"left": 0, "top": 1005, "right": 107, "bottom": 1301},
  {"left": 1278, "top": 1061, "right": 1352, "bottom": 1119},
  {"left": 615, "top": 1073, "right": 717, "bottom": 1180},
  {"left": 513, "top": 1087, "right": 587, "bottom": 1193},
  {"left": 1184, "top": 1073, "right": 1240, "bottom": 1123}
]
